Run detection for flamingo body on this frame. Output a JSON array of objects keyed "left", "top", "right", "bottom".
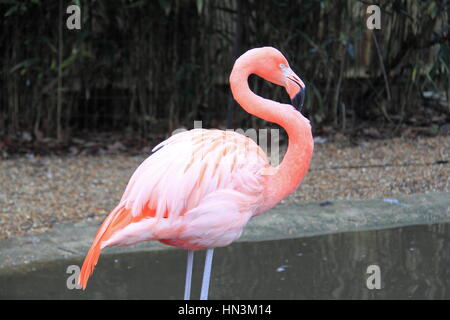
[
  {"left": 104, "top": 129, "right": 268, "bottom": 249},
  {"left": 79, "top": 47, "right": 314, "bottom": 290}
]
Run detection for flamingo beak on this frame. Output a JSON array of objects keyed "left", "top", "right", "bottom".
[
  {"left": 291, "top": 85, "right": 306, "bottom": 111},
  {"left": 284, "top": 67, "right": 306, "bottom": 111}
]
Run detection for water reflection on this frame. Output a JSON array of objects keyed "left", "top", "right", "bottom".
[{"left": 1, "top": 223, "right": 449, "bottom": 299}]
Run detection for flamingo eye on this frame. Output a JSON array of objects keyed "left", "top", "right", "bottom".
[{"left": 279, "top": 63, "right": 285, "bottom": 69}]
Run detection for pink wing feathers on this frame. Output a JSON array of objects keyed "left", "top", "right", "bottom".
[
  {"left": 79, "top": 128, "right": 269, "bottom": 288},
  {"left": 122, "top": 129, "right": 268, "bottom": 219}
]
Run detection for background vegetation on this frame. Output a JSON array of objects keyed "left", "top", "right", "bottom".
[{"left": 1, "top": 0, "right": 449, "bottom": 146}]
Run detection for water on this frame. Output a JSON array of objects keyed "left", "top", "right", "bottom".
[{"left": 1, "top": 223, "right": 449, "bottom": 299}]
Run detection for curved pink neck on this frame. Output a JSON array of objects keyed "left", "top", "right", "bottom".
[{"left": 230, "top": 61, "right": 314, "bottom": 213}]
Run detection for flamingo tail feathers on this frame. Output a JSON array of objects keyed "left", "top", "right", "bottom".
[{"left": 78, "top": 204, "right": 129, "bottom": 289}]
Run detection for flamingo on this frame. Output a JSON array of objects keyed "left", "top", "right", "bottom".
[{"left": 78, "top": 47, "right": 313, "bottom": 299}]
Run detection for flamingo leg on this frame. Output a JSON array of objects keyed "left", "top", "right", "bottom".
[
  {"left": 184, "top": 250, "right": 194, "bottom": 300},
  {"left": 200, "top": 248, "right": 215, "bottom": 300}
]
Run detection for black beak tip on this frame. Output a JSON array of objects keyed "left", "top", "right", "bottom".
[{"left": 291, "top": 86, "right": 306, "bottom": 111}]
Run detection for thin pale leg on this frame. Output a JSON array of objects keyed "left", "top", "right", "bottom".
[
  {"left": 184, "top": 250, "right": 194, "bottom": 300},
  {"left": 200, "top": 248, "right": 214, "bottom": 300}
]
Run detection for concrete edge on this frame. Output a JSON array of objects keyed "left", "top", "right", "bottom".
[{"left": 0, "top": 192, "right": 449, "bottom": 272}]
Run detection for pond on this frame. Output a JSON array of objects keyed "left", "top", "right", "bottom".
[{"left": 1, "top": 223, "right": 449, "bottom": 299}]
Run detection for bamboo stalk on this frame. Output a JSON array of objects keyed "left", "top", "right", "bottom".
[{"left": 57, "top": 0, "right": 63, "bottom": 140}]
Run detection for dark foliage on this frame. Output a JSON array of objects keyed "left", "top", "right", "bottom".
[{"left": 1, "top": 0, "right": 449, "bottom": 142}]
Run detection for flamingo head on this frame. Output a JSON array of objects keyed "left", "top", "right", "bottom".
[{"left": 247, "top": 47, "right": 306, "bottom": 111}]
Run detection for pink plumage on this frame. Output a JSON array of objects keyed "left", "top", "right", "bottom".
[
  {"left": 78, "top": 47, "right": 313, "bottom": 290},
  {"left": 103, "top": 129, "right": 267, "bottom": 249}
]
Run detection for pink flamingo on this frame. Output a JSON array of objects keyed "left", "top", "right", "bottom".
[{"left": 78, "top": 47, "right": 313, "bottom": 299}]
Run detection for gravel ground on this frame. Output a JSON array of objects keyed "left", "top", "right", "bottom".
[{"left": 0, "top": 136, "right": 448, "bottom": 239}]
